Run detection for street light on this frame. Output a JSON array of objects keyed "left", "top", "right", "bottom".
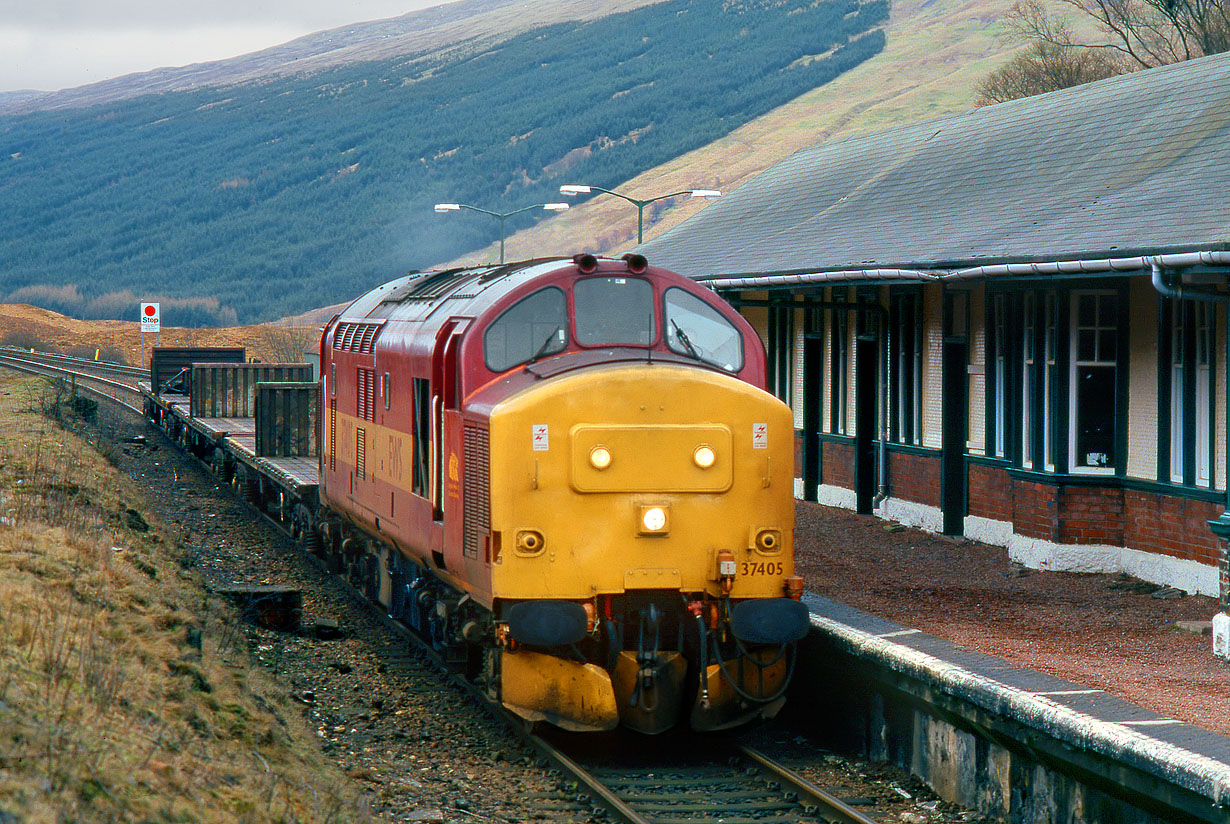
[
  {"left": 433, "top": 201, "right": 570, "bottom": 264},
  {"left": 559, "top": 184, "right": 721, "bottom": 244}
]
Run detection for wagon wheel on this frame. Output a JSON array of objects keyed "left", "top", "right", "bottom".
[
  {"left": 211, "top": 448, "right": 233, "bottom": 484},
  {"left": 292, "top": 503, "right": 321, "bottom": 554},
  {"left": 233, "top": 465, "right": 259, "bottom": 504}
]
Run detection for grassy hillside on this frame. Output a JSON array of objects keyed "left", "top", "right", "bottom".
[
  {"left": 468, "top": 0, "right": 1106, "bottom": 265},
  {"left": 0, "top": 374, "right": 361, "bottom": 821},
  {"left": 0, "top": 0, "right": 886, "bottom": 325}
]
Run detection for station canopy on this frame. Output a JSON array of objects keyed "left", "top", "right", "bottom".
[{"left": 637, "top": 51, "right": 1230, "bottom": 280}]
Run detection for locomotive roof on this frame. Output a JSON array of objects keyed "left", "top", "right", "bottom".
[{"left": 337, "top": 258, "right": 573, "bottom": 326}]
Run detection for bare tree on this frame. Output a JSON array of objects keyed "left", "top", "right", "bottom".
[
  {"left": 255, "top": 324, "right": 320, "bottom": 364},
  {"left": 976, "top": 39, "right": 1126, "bottom": 103},
  {"left": 1006, "top": 0, "right": 1229, "bottom": 69}
]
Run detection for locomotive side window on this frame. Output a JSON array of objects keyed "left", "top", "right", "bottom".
[
  {"left": 575, "top": 277, "right": 655, "bottom": 346},
  {"left": 484, "top": 287, "right": 569, "bottom": 371},
  {"left": 664, "top": 287, "right": 744, "bottom": 372},
  {"left": 411, "top": 378, "right": 431, "bottom": 497}
]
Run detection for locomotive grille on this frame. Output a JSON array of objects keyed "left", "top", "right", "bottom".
[
  {"left": 329, "top": 398, "right": 336, "bottom": 471},
  {"left": 332, "top": 321, "right": 382, "bottom": 354},
  {"left": 356, "top": 427, "right": 366, "bottom": 480},
  {"left": 462, "top": 423, "right": 490, "bottom": 560},
  {"left": 357, "top": 368, "right": 376, "bottom": 422}
]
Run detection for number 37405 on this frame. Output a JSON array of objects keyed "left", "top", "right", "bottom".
[{"left": 740, "top": 561, "right": 784, "bottom": 577}]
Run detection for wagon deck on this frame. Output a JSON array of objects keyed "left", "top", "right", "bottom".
[{"left": 139, "top": 353, "right": 320, "bottom": 511}]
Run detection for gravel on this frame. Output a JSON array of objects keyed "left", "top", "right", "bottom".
[
  {"left": 793, "top": 501, "right": 1230, "bottom": 737},
  {"left": 101, "top": 398, "right": 1220, "bottom": 821}
]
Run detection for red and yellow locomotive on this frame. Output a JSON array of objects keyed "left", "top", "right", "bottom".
[{"left": 317, "top": 254, "right": 808, "bottom": 733}]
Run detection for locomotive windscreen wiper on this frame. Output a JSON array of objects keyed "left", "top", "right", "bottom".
[
  {"left": 529, "top": 326, "right": 563, "bottom": 364},
  {"left": 670, "top": 319, "right": 702, "bottom": 362}
]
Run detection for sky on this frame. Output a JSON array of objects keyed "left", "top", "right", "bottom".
[{"left": 1, "top": 1, "right": 457, "bottom": 93}]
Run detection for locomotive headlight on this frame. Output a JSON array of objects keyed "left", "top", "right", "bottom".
[
  {"left": 589, "top": 445, "right": 612, "bottom": 470},
  {"left": 638, "top": 505, "right": 670, "bottom": 535},
  {"left": 693, "top": 445, "right": 716, "bottom": 469}
]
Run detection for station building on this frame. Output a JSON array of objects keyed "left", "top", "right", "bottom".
[{"left": 637, "top": 51, "right": 1230, "bottom": 634}]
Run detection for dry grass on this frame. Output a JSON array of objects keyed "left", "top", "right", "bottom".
[
  {"left": 0, "top": 373, "right": 367, "bottom": 823},
  {"left": 0, "top": 304, "right": 322, "bottom": 368}
]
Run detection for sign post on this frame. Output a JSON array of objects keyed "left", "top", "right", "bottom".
[{"left": 140, "top": 302, "right": 160, "bottom": 366}]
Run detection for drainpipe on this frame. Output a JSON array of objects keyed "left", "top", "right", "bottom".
[
  {"left": 874, "top": 310, "right": 890, "bottom": 507},
  {"left": 1149, "top": 260, "right": 1230, "bottom": 304}
]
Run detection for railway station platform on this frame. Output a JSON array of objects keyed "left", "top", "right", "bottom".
[{"left": 789, "top": 502, "right": 1230, "bottom": 823}]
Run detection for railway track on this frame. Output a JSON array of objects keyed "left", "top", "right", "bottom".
[
  {"left": 516, "top": 731, "right": 883, "bottom": 824},
  {"left": 0, "top": 347, "right": 904, "bottom": 823},
  {"left": 0, "top": 349, "right": 145, "bottom": 415}
]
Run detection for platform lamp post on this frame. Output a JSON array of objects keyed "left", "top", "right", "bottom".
[
  {"left": 559, "top": 185, "right": 721, "bottom": 244},
  {"left": 433, "top": 201, "right": 570, "bottom": 264}
]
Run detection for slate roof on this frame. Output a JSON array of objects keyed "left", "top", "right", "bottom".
[{"left": 637, "top": 51, "right": 1230, "bottom": 279}]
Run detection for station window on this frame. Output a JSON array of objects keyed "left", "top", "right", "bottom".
[
  {"left": 1069, "top": 290, "right": 1118, "bottom": 473},
  {"left": 828, "top": 301, "right": 848, "bottom": 435},
  {"left": 1164, "top": 299, "right": 1215, "bottom": 487},
  {"left": 575, "top": 277, "right": 655, "bottom": 346},
  {"left": 890, "top": 291, "right": 922, "bottom": 446},
  {"left": 484, "top": 287, "right": 568, "bottom": 371}
]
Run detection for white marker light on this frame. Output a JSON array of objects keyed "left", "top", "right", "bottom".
[
  {"left": 590, "top": 446, "right": 612, "bottom": 470},
  {"left": 641, "top": 506, "right": 667, "bottom": 532},
  {"left": 693, "top": 445, "right": 716, "bottom": 469}
]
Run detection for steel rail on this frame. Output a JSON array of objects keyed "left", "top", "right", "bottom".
[
  {"left": 0, "top": 354, "right": 145, "bottom": 416},
  {"left": 740, "top": 745, "right": 882, "bottom": 824},
  {"left": 0, "top": 346, "right": 147, "bottom": 380},
  {"left": 139, "top": 383, "right": 866, "bottom": 824}
]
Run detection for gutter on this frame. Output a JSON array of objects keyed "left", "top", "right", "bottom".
[{"left": 698, "top": 250, "right": 1230, "bottom": 290}]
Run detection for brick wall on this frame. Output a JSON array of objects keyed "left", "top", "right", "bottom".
[
  {"left": 822, "top": 441, "right": 854, "bottom": 488},
  {"left": 1012, "top": 479, "right": 1059, "bottom": 541},
  {"left": 794, "top": 430, "right": 803, "bottom": 478},
  {"left": 887, "top": 450, "right": 941, "bottom": 508},
  {"left": 969, "top": 464, "right": 1012, "bottom": 522},
  {"left": 1123, "top": 490, "right": 1221, "bottom": 565},
  {"left": 1056, "top": 485, "right": 1125, "bottom": 546},
  {"left": 1010, "top": 476, "right": 1222, "bottom": 565}
]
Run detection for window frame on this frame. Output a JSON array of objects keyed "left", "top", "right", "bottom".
[
  {"left": 573, "top": 275, "right": 657, "bottom": 349},
  {"left": 1067, "top": 289, "right": 1119, "bottom": 475},
  {"left": 482, "top": 286, "right": 570, "bottom": 372}
]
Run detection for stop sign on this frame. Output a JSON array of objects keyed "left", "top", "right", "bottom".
[{"left": 140, "top": 302, "right": 160, "bottom": 332}]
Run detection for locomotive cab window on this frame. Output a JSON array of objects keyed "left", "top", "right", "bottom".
[
  {"left": 664, "top": 288, "right": 743, "bottom": 372},
  {"left": 575, "top": 277, "right": 655, "bottom": 346},
  {"left": 484, "top": 287, "right": 569, "bottom": 371}
]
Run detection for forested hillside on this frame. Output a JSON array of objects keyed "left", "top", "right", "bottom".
[{"left": 0, "top": 0, "right": 887, "bottom": 324}]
